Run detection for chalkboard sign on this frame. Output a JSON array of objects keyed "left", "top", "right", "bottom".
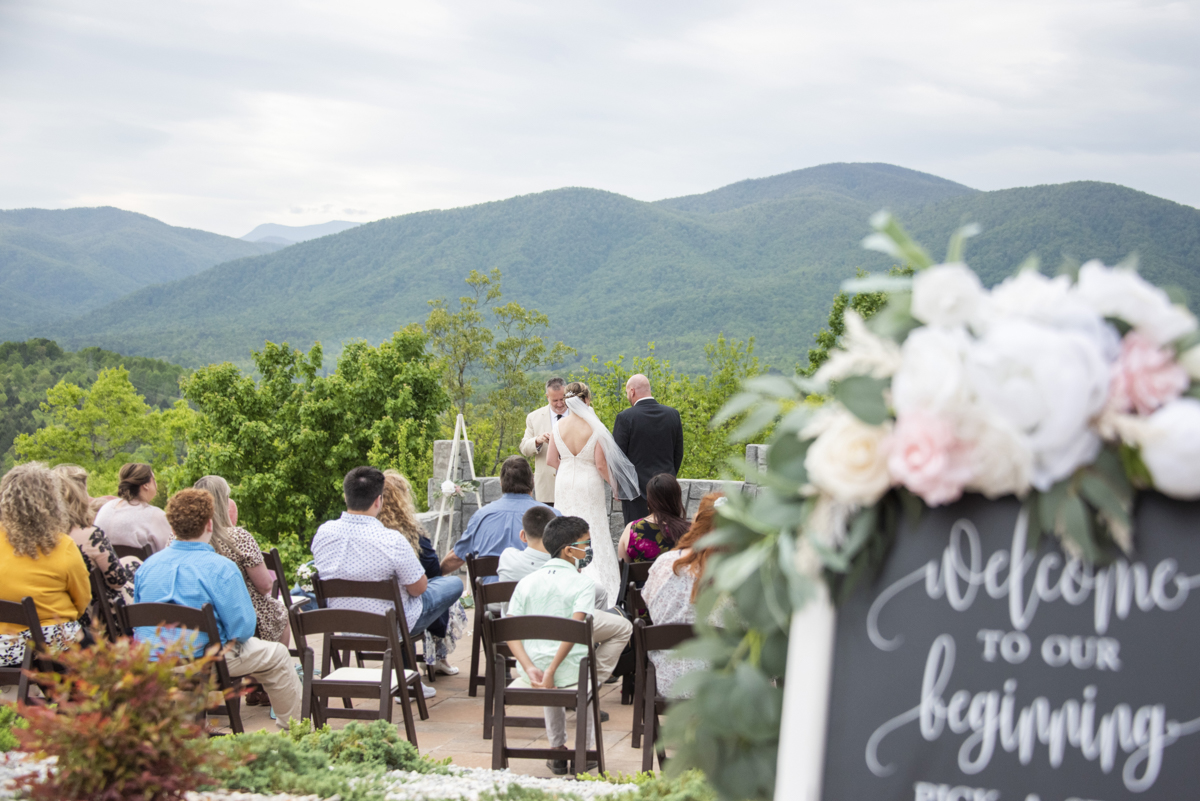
[{"left": 820, "top": 492, "right": 1200, "bottom": 801}]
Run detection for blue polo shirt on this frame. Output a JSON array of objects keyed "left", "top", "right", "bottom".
[
  {"left": 452, "top": 493, "right": 561, "bottom": 581},
  {"left": 133, "top": 540, "right": 257, "bottom": 655}
]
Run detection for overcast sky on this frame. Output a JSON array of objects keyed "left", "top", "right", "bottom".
[{"left": 1, "top": 0, "right": 1197, "bottom": 237}]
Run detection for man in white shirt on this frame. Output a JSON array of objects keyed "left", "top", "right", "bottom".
[
  {"left": 498, "top": 505, "right": 608, "bottom": 609},
  {"left": 519, "top": 377, "right": 569, "bottom": 505}
]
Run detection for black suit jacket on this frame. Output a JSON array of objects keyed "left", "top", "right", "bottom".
[{"left": 612, "top": 398, "right": 684, "bottom": 497}]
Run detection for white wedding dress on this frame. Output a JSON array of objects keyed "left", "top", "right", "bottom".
[{"left": 552, "top": 426, "right": 621, "bottom": 606}]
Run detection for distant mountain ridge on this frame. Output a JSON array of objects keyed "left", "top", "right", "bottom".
[
  {"left": 15, "top": 164, "right": 1200, "bottom": 371},
  {"left": 0, "top": 206, "right": 277, "bottom": 336},
  {"left": 241, "top": 220, "right": 362, "bottom": 245}
]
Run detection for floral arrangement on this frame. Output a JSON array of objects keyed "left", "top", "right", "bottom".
[
  {"left": 295, "top": 561, "right": 315, "bottom": 593},
  {"left": 435, "top": 478, "right": 479, "bottom": 501},
  {"left": 782, "top": 214, "right": 1200, "bottom": 562}
]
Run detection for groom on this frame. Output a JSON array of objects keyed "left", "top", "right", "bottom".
[
  {"left": 612, "top": 374, "right": 684, "bottom": 524},
  {"left": 519, "top": 377, "right": 569, "bottom": 505}
]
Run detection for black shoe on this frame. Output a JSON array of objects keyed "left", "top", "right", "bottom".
[
  {"left": 605, "top": 674, "right": 619, "bottom": 684},
  {"left": 547, "top": 758, "right": 570, "bottom": 775},
  {"left": 599, "top": 710, "right": 609, "bottom": 722},
  {"left": 572, "top": 759, "right": 600, "bottom": 773}
]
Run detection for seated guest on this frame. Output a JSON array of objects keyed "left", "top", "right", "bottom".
[
  {"left": 642, "top": 492, "right": 725, "bottom": 697},
  {"left": 312, "top": 466, "right": 463, "bottom": 699},
  {"left": 506, "top": 516, "right": 632, "bottom": 774},
  {"left": 193, "top": 476, "right": 289, "bottom": 647},
  {"left": 380, "top": 469, "right": 467, "bottom": 677},
  {"left": 498, "top": 505, "right": 607, "bottom": 609},
  {"left": 439, "top": 455, "right": 559, "bottom": 577},
  {"left": 618, "top": 473, "right": 688, "bottom": 564},
  {"left": 53, "top": 464, "right": 136, "bottom": 604},
  {"left": 133, "top": 489, "right": 302, "bottom": 727},
  {"left": 93, "top": 463, "right": 172, "bottom": 554},
  {"left": 0, "top": 463, "right": 92, "bottom": 667}
]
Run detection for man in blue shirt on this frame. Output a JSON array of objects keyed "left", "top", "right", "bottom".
[
  {"left": 439, "top": 455, "right": 560, "bottom": 578},
  {"left": 134, "top": 489, "right": 302, "bottom": 727}
]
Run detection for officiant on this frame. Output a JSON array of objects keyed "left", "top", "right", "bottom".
[{"left": 518, "top": 376, "right": 569, "bottom": 505}]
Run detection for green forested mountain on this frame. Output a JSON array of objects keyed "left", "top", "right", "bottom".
[
  {"left": 0, "top": 338, "right": 188, "bottom": 466},
  {"left": 22, "top": 164, "right": 1200, "bottom": 371},
  {"left": 0, "top": 206, "right": 279, "bottom": 335}
]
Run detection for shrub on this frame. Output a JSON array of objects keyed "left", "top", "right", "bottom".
[
  {"left": 580, "top": 769, "right": 717, "bottom": 801},
  {"left": 0, "top": 704, "right": 27, "bottom": 752},
  {"left": 16, "top": 633, "right": 223, "bottom": 800}
]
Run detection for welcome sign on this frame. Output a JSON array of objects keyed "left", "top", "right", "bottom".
[{"left": 809, "top": 492, "right": 1200, "bottom": 801}]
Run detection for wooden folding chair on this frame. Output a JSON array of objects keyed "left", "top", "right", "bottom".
[
  {"left": 261, "top": 548, "right": 302, "bottom": 658},
  {"left": 475, "top": 579, "right": 519, "bottom": 739},
  {"left": 632, "top": 618, "right": 693, "bottom": 766},
  {"left": 617, "top": 561, "right": 653, "bottom": 616},
  {"left": 625, "top": 581, "right": 655, "bottom": 740},
  {"left": 88, "top": 567, "right": 124, "bottom": 643},
  {"left": 113, "top": 543, "right": 153, "bottom": 561},
  {"left": 465, "top": 552, "right": 500, "bottom": 697},
  {"left": 289, "top": 605, "right": 422, "bottom": 745},
  {"left": 119, "top": 601, "right": 245, "bottom": 733},
  {"left": 488, "top": 613, "right": 605, "bottom": 774},
  {"left": 311, "top": 574, "right": 430, "bottom": 720},
  {"left": 0, "top": 597, "right": 45, "bottom": 704}
]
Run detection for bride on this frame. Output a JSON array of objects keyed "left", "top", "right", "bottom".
[{"left": 546, "top": 381, "right": 641, "bottom": 606}]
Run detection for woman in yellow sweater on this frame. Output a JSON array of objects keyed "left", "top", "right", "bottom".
[{"left": 0, "top": 462, "right": 91, "bottom": 666}]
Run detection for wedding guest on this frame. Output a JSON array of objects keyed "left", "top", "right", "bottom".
[
  {"left": 52, "top": 464, "right": 136, "bottom": 604},
  {"left": 438, "top": 456, "right": 559, "bottom": 577},
  {"left": 0, "top": 463, "right": 91, "bottom": 667},
  {"left": 519, "top": 377, "right": 569, "bottom": 505},
  {"left": 93, "top": 463, "right": 172, "bottom": 553},
  {"left": 613, "top": 374, "right": 684, "bottom": 525},
  {"left": 498, "top": 505, "right": 608, "bottom": 610},
  {"left": 618, "top": 473, "right": 689, "bottom": 564},
  {"left": 379, "top": 469, "right": 466, "bottom": 677},
  {"left": 193, "top": 476, "right": 288, "bottom": 647},
  {"left": 133, "top": 489, "right": 302, "bottom": 728},
  {"left": 642, "top": 492, "right": 725, "bottom": 697},
  {"left": 312, "top": 466, "right": 463, "bottom": 699}
]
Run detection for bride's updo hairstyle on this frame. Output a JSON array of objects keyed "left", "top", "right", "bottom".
[{"left": 564, "top": 381, "right": 591, "bottom": 403}]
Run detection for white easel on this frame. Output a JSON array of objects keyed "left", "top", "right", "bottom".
[{"left": 432, "top": 413, "right": 482, "bottom": 556}]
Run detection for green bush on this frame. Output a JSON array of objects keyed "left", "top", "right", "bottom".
[
  {"left": 580, "top": 769, "right": 717, "bottom": 801},
  {"left": 0, "top": 704, "right": 27, "bottom": 752}
]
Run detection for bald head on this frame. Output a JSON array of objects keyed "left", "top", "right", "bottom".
[{"left": 625, "top": 374, "right": 652, "bottom": 405}]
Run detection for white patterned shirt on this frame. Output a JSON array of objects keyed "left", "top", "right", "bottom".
[{"left": 311, "top": 512, "right": 425, "bottom": 630}]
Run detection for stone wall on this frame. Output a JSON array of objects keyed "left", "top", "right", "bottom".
[{"left": 417, "top": 439, "right": 767, "bottom": 559}]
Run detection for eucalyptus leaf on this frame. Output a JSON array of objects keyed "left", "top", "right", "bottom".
[
  {"left": 744, "top": 374, "right": 805, "bottom": 400},
  {"left": 714, "top": 543, "right": 771, "bottom": 592},
  {"left": 833, "top": 375, "right": 890, "bottom": 425},
  {"left": 944, "top": 222, "right": 981, "bottom": 263},
  {"left": 729, "top": 400, "right": 781, "bottom": 442},
  {"left": 711, "top": 392, "right": 764, "bottom": 427},
  {"left": 1078, "top": 471, "right": 1131, "bottom": 530},
  {"left": 766, "top": 433, "right": 809, "bottom": 484},
  {"left": 1057, "top": 493, "right": 1099, "bottom": 562}
]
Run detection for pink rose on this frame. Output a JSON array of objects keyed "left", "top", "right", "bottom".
[
  {"left": 887, "top": 411, "right": 973, "bottom": 506},
  {"left": 1109, "top": 331, "right": 1189, "bottom": 416}
]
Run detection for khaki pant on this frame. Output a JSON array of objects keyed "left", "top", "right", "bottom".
[
  {"left": 509, "top": 609, "right": 632, "bottom": 748},
  {"left": 224, "top": 636, "right": 302, "bottom": 727}
]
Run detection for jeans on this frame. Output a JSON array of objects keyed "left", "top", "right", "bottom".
[{"left": 410, "top": 576, "right": 464, "bottom": 637}]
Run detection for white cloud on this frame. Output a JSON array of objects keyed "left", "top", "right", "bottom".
[{"left": 0, "top": 0, "right": 1196, "bottom": 235}]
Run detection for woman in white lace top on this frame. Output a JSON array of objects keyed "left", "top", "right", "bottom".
[{"left": 642, "top": 492, "right": 725, "bottom": 698}]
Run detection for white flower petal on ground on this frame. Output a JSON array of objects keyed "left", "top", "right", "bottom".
[
  {"left": 1128, "top": 398, "right": 1200, "bottom": 500},
  {"left": 803, "top": 407, "right": 893, "bottom": 506},
  {"left": 1077, "top": 260, "right": 1198, "bottom": 346},
  {"left": 911, "top": 262, "right": 986, "bottom": 329},
  {"left": 813, "top": 309, "right": 902, "bottom": 384}
]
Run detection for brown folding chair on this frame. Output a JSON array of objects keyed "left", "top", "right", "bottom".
[
  {"left": 0, "top": 597, "right": 45, "bottom": 704},
  {"left": 617, "top": 561, "right": 653, "bottom": 615},
  {"left": 465, "top": 552, "right": 500, "bottom": 697},
  {"left": 119, "top": 601, "right": 245, "bottom": 734},
  {"left": 632, "top": 618, "right": 694, "bottom": 768},
  {"left": 311, "top": 574, "right": 430, "bottom": 721},
  {"left": 88, "top": 567, "right": 124, "bottom": 643},
  {"left": 488, "top": 613, "right": 605, "bottom": 774},
  {"left": 113, "top": 543, "right": 153, "bottom": 561},
  {"left": 475, "top": 579, "right": 519, "bottom": 739},
  {"left": 625, "top": 581, "right": 655, "bottom": 743},
  {"left": 289, "top": 605, "right": 422, "bottom": 745},
  {"left": 261, "top": 548, "right": 302, "bottom": 658}
]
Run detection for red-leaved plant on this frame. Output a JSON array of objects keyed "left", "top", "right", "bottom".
[{"left": 16, "top": 631, "right": 230, "bottom": 800}]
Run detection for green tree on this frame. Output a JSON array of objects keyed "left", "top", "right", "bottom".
[
  {"left": 577, "top": 335, "right": 766, "bottom": 480},
  {"left": 178, "top": 326, "right": 447, "bottom": 566},
  {"left": 801, "top": 265, "right": 914, "bottom": 376},
  {"left": 424, "top": 268, "right": 501, "bottom": 417},
  {"left": 13, "top": 367, "right": 196, "bottom": 495}
]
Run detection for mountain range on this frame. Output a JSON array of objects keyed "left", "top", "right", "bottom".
[
  {"left": 240, "top": 220, "right": 362, "bottom": 246},
  {"left": 8, "top": 163, "right": 1200, "bottom": 371}
]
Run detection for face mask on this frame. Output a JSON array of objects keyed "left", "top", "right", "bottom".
[{"left": 570, "top": 543, "right": 594, "bottom": 570}]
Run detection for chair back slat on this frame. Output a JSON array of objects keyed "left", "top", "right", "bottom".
[
  {"left": 465, "top": 553, "right": 500, "bottom": 588},
  {"left": 88, "top": 568, "right": 123, "bottom": 642},
  {"left": 262, "top": 548, "right": 289, "bottom": 601},
  {"left": 476, "top": 579, "right": 518, "bottom": 607},
  {"left": 640, "top": 621, "right": 694, "bottom": 652},
  {"left": 315, "top": 576, "right": 403, "bottom": 605},
  {"left": 120, "top": 601, "right": 221, "bottom": 647},
  {"left": 490, "top": 613, "right": 592, "bottom": 646},
  {"left": 0, "top": 597, "right": 45, "bottom": 650},
  {"left": 113, "top": 543, "right": 153, "bottom": 561},
  {"left": 291, "top": 607, "right": 396, "bottom": 640}
]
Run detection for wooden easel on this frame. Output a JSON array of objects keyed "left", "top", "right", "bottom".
[{"left": 432, "top": 413, "right": 481, "bottom": 555}]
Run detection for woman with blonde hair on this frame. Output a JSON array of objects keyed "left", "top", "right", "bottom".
[
  {"left": 52, "top": 464, "right": 136, "bottom": 604},
  {"left": 379, "top": 470, "right": 467, "bottom": 676},
  {"left": 93, "top": 463, "right": 172, "bottom": 553},
  {"left": 0, "top": 463, "right": 91, "bottom": 666},
  {"left": 193, "top": 475, "right": 288, "bottom": 647}
]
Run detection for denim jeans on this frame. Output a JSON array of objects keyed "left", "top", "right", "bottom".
[{"left": 410, "top": 576, "right": 464, "bottom": 637}]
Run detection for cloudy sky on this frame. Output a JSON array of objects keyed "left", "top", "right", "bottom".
[{"left": 1, "top": 0, "right": 1197, "bottom": 237}]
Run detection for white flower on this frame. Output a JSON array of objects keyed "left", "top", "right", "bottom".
[
  {"left": 803, "top": 408, "right": 893, "bottom": 506},
  {"left": 814, "top": 309, "right": 902, "bottom": 384},
  {"left": 891, "top": 326, "right": 971, "bottom": 415},
  {"left": 911, "top": 262, "right": 986, "bottom": 328},
  {"left": 1076, "top": 260, "right": 1198, "bottom": 345},
  {"left": 1126, "top": 398, "right": 1200, "bottom": 500},
  {"left": 966, "top": 318, "right": 1110, "bottom": 491},
  {"left": 959, "top": 410, "right": 1034, "bottom": 499},
  {"left": 440, "top": 480, "right": 458, "bottom": 496},
  {"left": 1179, "top": 345, "right": 1200, "bottom": 382}
]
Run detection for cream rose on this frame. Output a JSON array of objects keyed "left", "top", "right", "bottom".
[
  {"left": 891, "top": 326, "right": 971, "bottom": 414},
  {"left": 803, "top": 409, "right": 893, "bottom": 506},
  {"left": 911, "top": 262, "right": 986, "bottom": 329},
  {"left": 1134, "top": 398, "right": 1200, "bottom": 500},
  {"left": 1076, "top": 260, "right": 1198, "bottom": 345},
  {"left": 960, "top": 411, "right": 1034, "bottom": 499}
]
